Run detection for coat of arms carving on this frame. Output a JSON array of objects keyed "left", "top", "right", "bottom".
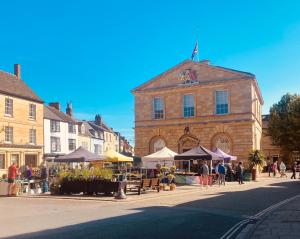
[{"left": 179, "top": 69, "right": 198, "bottom": 84}]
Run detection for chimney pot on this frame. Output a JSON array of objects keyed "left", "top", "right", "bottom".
[
  {"left": 14, "top": 64, "right": 21, "bottom": 79},
  {"left": 95, "top": 114, "right": 102, "bottom": 126},
  {"left": 49, "top": 102, "right": 61, "bottom": 111},
  {"left": 66, "top": 102, "right": 73, "bottom": 117}
]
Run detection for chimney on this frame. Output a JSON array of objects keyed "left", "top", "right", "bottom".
[
  {"left": 66, "top": 102, "right": 73, "bottom": 117},
  {"left": 14, "top": 64, "right": 21, "bottom": 79},
  {"left": 49, "top": 102, "right": 61, "bottom": 111},
  {"left": 95, "top": 114, "right": 102, "bottom": 126}
]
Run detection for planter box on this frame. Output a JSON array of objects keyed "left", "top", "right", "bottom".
[
  {"left": 60, "top": 178, "right": 126, "bottom": 195},
  {"left": 243, "top": 173, "right": 252, "bottom": 181}
]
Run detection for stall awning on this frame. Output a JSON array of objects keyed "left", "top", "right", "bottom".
[
  {"left": 213, "top": 148, "right": 237, "bottom": 161},
  {"left": 54, "top": 147, "right": 108, "bottom": 163},
  {"left": 142, "top": 147, "right": 177, "bottom": 168},
  {"left": 142, "top": 147, "right": 177, "bottom": 161},
  {"left": 105, "top": 150, "right": 133, "bottom": 162},
  {"left": 174, "top": 145, "right": 223, "bottom": 161}
]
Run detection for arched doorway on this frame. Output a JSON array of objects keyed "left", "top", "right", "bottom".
[
  {"left": 149, "top": 136, "right": 166, "bottom": 154},
  {"left": 211, "top": 133, "right": 233, "bottom": 154}
]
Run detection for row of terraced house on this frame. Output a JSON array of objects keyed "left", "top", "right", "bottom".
[{"left": 0, "top": 64, "right": 134, "bottom": 176}]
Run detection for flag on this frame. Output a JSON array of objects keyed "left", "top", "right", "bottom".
[{"left": 191, "top": 41, "right": 198, "bottom": 61}]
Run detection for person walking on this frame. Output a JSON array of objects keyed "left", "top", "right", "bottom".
[
  {"left": 202, "top": 161, "right": 209, "bottom": 187},
  {"left": 291, "top": 162, "right": 297, "bottom": 179},
  {"left": 272, "top": 161, "right": 278, "bottom": 177},
  {"left": 7, "top": 162, "right": 18, "bottom": 196},
  {"left": 26, "top": 165, "right": 33, "bottom": 180},
  {"left": 267, "top": 162, "right": 272, "bottom": 177},
  {"left": 215, "top": 161, "right": 220, "bottom": 180},
  {"left": 218, "top": 162, "right": 226, "bottom": 186},
  {"left": 236, "top": 162, "right": 244, "bottom": 184},
  {"left": 40, "top": 163, "right": 49, "bottom": 193},
  {"left": 279, "top": 161, "right": 287, "bottom": 178}
]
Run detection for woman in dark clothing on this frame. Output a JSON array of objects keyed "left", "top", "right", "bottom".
[{"left": 291, "top": 162, "right": 297, "bottom": 179}]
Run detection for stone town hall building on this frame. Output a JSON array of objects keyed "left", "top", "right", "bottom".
[{"left": 132, "top": 59, "right": 263, "bottom": 162}]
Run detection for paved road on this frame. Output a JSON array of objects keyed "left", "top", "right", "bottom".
[{"left": 0, "top": 175, "right": 299, "bottom": 239}]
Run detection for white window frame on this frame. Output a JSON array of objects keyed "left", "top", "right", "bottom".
[
  {"left": 215, "top": 90, "right": 229, "bottom": 115},
  {"left": 153, "top": 97, "right": 164, "bottom": 120},
  {"left": 68, "top": 139, "right": 76, "bottom": 151},
  {"left": 5, "top": 98, "right": 13, "bottom": 117},
  {"left": 183, "top": 94, "right": 195, "bottom": 118},
  {"left": 50, "top": 120, "right": 60, "bottom": 132},
  {"left": 29, "top": 129, "right": 36, "bottom": 145},
  {"left": 29, "top": 104, "right": 36, "bottom": 120},
  {"left": 5, "top": 126, "right": 13, "bottom": 143},
  {"left": 68, "top": 123, "right": 76, "bottom": 134},
  {"left": 94, "top": 144, "right": 100, "bottom": 155},
  {"left": 51, "top": 137, "right": 61, "bottom": 152}
]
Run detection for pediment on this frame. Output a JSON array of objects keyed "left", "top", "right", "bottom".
[{"left": 132, "top": 59, "right": 254, "bottom": 92}]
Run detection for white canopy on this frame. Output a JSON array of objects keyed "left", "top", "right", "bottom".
[{"left": 142, "top": 147, "right": 177, "bottom": 169}]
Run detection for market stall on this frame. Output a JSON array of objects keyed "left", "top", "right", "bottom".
[
  {"left": 142, "top": 147, "right": 177, "bottom": 169},
  {"left": 212, "top": 148, "right": 237, "bottom": 162},
  {"left": 54, "top": 147, "right": 107, "bottom": 164},
  {"left": 174, "top": 145, "right": 223, "bottom": 185},
  {"left": 105, "top": 150, "right": 133, "bottom": 163}
]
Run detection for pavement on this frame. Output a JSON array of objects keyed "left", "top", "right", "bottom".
[
  {"left": 236, "top": 191, "right": 300, "bottom": 239},
  {"left": 0, "top": 173, "right": 299, "bottom": 239}
]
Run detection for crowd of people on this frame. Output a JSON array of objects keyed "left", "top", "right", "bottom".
[
  {"left": 267, "top": 160, "right": 300, "bottom": 179},
  {"left": 213, "top": 161, "right": 245, "bottom": 186},
  {"left": 4, "top": 162, "right": 50, "bottom": 196}
]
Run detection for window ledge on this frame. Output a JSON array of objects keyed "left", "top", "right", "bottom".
[{"left": 4, "top": 114, "right": 13, "bottom": 118}]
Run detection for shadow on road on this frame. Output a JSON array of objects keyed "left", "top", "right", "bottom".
[{"left": 3, "top": 181, "right": 300, "bottom": 239}]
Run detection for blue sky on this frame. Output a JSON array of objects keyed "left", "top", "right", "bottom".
[{"left": 1, "top": 1, "right": 300, "bottom": 145}]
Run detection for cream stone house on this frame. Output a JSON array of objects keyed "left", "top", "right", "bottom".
[
  {"left": 0, "top": 64, "right": 44, "bottom": 176},
  {"left": 132, "top": 59, "right": 263, "bottom": 162}
]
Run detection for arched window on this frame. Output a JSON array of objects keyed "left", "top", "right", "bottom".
[
  {"left": 153, "top": 138, "right": 166, "bottom": 152},
  {"left": 149, "top": 136, "right": 166, "bottom": 153},
  {"left": 211, "top": 133, "right": 232, "bottom": 154}
]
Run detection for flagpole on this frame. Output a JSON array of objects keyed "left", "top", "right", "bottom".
[
  {"left": 197, "top": 39, "right": 199, "bottom": 62},
  {"left": 196, "top": 28, "right": 199, "bottom": 62}
]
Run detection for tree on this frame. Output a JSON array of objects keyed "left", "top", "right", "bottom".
[
  {"left": 268, "top": 93, "right": 300, "bottom": 156},
  {"left": 248, "top": 150, "right": 265, "bottom": 169}
]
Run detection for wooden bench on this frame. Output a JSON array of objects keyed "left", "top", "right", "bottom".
[{"left": 127, "top": 178, "right": 160, "bottom": 195}]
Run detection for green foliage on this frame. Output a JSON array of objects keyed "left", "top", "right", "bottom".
[
  {"left": 248, "top": 150, "right": 265, "bottom": 169},
  {"left": 268, "top": 93, "right": 300, "bottom": 153},
  {"left": 58, "top": 168, "right": 113, "bottom": 182}
]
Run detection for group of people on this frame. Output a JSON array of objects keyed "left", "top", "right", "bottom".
[
  {"left": 214, "top": 161, "right": 245, "bottom": 186},
  {"left": 6, "top": 162, "right": 49, "bottom": 196},
  {"left": 267, "top": 161, "right": 300, "bottom": 179}
]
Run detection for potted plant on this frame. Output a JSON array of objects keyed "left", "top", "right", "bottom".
[{"left": 248, "top": 150, "right": 265, "bottom": 181}]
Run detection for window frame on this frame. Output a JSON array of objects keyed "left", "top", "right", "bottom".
[
  {"left": 5, "top": 98, "right": 13, "bottom": 117},
  {"left": 68, "top": 139, "right": 76, "bottom": 151},
  {"left": 29, "top": 128, "right": 36, "bottom": 145},
  {"left": 0, "top": 154, "right": 5, "bottom": 169},
  {"left": 29, "top": 103, "right": 36, "bottom": 120},
  {"left": 50, "top": 136, "right": 61, "bottom": 152},
  {"left": 5, "top": 126, "right": 13, "bottom": 143},
  {"left": 215, "top": 90, "right": 229, "bottom": 115},
  {"left": 68, "top": 123, "right": 76, "bottom": 134},
  {"left": 152, "top": 97, "right": 165, "bottom": 120},
  {"left": 50, "top": 120, "right": 60, "bottom": 132},
  {"left": 183, "top": 94, "right": 195, "bottom": 118}
]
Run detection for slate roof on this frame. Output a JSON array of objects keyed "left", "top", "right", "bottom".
[
  {"left": 88, "top": 121, "right": 114, "bottom": 134},
  {"left": 77, "top": 121, "right": 94, "bottom": 137},
  {"left": 0, "top": 70, "right": 43, "bottom": 103},
  {"left": 44, "top": 105, "right": 77, "bottom": 124}
]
